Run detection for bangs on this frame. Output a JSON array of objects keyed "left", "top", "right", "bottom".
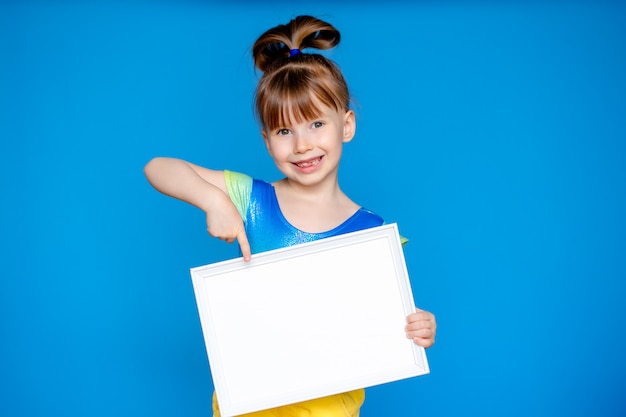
[
  {"left": 265, "top": 91, "right": 327, "bottom": 131},
  {"left": 256, "top": 64, "right": 348, "bottom": 131}
]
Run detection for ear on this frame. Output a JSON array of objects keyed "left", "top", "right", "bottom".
[
  {"left": 261, "top": 130, "right": 271, "bottom": 153},
  {"left": 343, "top": 110, "right": 356, "bottom": 143}
]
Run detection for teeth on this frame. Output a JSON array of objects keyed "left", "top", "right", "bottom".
[{"left": 296, "top": 158, "right": 320, "bottom": 168}]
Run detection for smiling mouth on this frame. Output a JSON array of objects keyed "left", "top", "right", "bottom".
[{"left": 294, "top": 156, "right": 322, "bottom": 168}]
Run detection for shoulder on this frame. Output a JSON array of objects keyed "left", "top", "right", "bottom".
[
  {"left": 224, "top": 170, "right": 276, "bottom": 188},
  {"left": 224, "top": 169, "right": 252, "bottom": 185},
  {"left": 357, "top": 207, "right": 385, "bottom": 224},
  {"left": 351, "top": 209, "right": 409, "bottom": 245},
  {"left": 224, "top": 170, "right": 276, "bottom": 214},
  {"left": 336, "top": 207, "right": 384, "bottom": 235}
]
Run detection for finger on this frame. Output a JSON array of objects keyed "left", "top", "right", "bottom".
[
  {"left": 406, "top": 327, "right": 435, "bottom": 339},
  {"left": 237, "top": 229, "right": 252, "bottom": 262},
  {"left": 406, "top": 313, "right": 433, "bottom": 325},
  {"left": 413, "top": 336, "right": 435, "bottom": 349},
  {"left": 407, "top": 309, "right": 435, "bottom": 324},
  {"left": 405, "top": 320, "right": 434, "bottom": 332}
]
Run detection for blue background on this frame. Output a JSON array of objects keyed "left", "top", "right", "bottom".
[{"left": 1, "top": 1, "right": 625, "bottom": 416}]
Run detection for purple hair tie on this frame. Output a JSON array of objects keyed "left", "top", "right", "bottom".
[{"left": 289, "top": 48, "right": 301, "bottom": 57}]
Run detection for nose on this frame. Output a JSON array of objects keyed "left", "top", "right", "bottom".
[{"left": 293, "top": 132, "right": 313, "bottom": 154}]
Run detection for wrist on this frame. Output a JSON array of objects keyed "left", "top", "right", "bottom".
[{"left": 197, "top": 184, "right": 230, "bottom": 214}]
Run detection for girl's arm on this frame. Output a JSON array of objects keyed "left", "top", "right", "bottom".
[{"left": 144, "top": 157, "right": 251, "bottom": 261}]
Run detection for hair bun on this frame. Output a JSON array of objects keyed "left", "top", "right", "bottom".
[{"left": 252, "top": 15, "right": 341, "bottom": 72}]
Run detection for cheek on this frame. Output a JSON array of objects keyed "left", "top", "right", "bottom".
[{"left": 267, "top": 142, "right": 290, "bottom": 160}]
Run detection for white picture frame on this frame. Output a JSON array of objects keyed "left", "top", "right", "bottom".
[{"left": 190, "top": 223, "right": 429, "bottom": 417}]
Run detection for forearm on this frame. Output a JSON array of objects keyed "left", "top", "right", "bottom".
[{"left": 144, "top": 157, "right": 226, "bottom": 212}]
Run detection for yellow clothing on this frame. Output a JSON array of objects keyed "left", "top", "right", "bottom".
[{"left": 212, "top": 389, "right": 365, "bottom": 417}]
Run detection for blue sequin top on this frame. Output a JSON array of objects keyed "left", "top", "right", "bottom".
[{"left": 224, "top": 170, "right": 385, "bottom": 254}]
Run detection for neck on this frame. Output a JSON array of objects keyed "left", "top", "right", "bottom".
[
  {"left": 277, "top": 175, "right": 343, "bottom": 202},
  {"left": 273, "top": 176, "right": 360, "bottom": 233}
]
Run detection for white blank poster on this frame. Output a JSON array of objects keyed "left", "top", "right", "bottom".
[{"left": 190, "top": 224, "right": 429, "bottom": 417}]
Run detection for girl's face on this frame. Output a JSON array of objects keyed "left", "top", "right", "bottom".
[{"left": 262, "top": 105, "right": 356, "bottom": 187}]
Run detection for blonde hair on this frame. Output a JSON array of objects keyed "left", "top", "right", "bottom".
[{"left": 252, "top": 15, "right": 350, "bottom": 131}]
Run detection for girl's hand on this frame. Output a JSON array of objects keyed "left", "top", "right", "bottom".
[
  {"left": 405, "top": 308, "right": 436, "bottom": 348},
  {"left": 205, "top": 193, "right": 252, "bottom": 262}
]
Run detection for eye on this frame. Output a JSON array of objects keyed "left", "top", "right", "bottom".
[
  {"left": 276, "top": 128, "right": 291, "bottom": 136},
  {"left": 312, "top": 121, "right": 324, "bottom": 129}
]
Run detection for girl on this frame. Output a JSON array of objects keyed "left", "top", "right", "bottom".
[{"left": 145, "top": 15, "right": 436, "bottom": 417}]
